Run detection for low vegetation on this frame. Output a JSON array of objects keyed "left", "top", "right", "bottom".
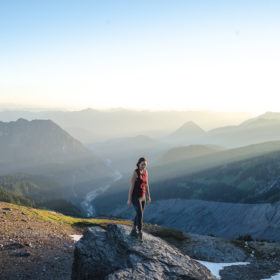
[
  {"left": 3, "top": 202, "right": 131, "bottom": 229},
  {"left": 0, "top": 186, "right": 35, "bottom": 207}
]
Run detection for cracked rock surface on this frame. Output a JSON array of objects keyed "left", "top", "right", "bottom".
[{"left": 71, "top": 224, "right": 216, "bottom": 280}]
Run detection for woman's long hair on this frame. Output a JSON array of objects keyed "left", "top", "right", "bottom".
[{"left": 136, "top": 157, "right": 147, "bottom": 169}]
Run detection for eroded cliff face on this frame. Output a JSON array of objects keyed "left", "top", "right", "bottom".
[
  {"left": 71, "top": 224, "right": 216, "bottom": 280},
  {"left": 111, "top": 199, "right": 280, "bottom": 241}
]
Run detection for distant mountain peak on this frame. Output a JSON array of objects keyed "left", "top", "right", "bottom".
[
  {"left": 260, "top": 111, "right": 280, "bottom": 119},
  {"left": 164, "top": 121, "right": 206, "bottom": 144},
  {"left": 12, "top": 118, "right": 54, "bottom": 125},
  {"left": 169, "top": 121, "right": 205, "bottom": 138},
  {"left": 0, "top": 119, "right": 95, "bottom": 172},
  {"left": 182, "top": 120, "right": 201, "bottom": 128},
  {"left": 240, "top": 114, "right": 280, "bottom": 128},
  {"left": 16, "top": 118, "right": 29, "bottom": 123}
]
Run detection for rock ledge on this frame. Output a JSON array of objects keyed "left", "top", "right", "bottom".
[{"left": 71, "top": 224, "right": 215, "bottom": 280}]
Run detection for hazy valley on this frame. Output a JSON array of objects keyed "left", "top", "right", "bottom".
[{"left": 1, "top": 109, "right": 280, "bottom": 279}]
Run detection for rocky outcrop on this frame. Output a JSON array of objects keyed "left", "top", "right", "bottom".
[
  {"left": 141, "top": 223, "right": 249, "bottom": 262},
  {"left": 71, "top": 224, "right": 216, "bottom": 280},
  {"left": 178, "top": 233, "right": 248, "bottom": 262}
]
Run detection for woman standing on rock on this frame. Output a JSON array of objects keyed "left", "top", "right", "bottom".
[{"left": 127, "top": 157, "right": 151, "bottom": 241}]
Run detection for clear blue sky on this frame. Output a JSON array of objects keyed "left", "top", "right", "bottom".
[{"left": 1, "top": 1, "right": 280, "bottom": 112}]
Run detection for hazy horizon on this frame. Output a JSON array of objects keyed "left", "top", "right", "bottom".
[
  {"left": 0, "top": 103, "right": 263, "bottom": 115},
  {"left": 1, "top": 1, "right": 280, "bottom": 112}
]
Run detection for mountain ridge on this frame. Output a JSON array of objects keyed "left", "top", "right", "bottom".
[
  {"left": 0, "top": 119, "right": 115, "bottom": 214},
  {"left": 158, "top": 144, "right": 223, "bottom": 164}
]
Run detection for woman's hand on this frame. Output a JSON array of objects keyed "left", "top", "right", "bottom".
[
  {"left": 146, "top": 195, "right": 151, "bottom": 203},
  {"left": 127, "top": 198, "right": 132, "bottom": 206}
]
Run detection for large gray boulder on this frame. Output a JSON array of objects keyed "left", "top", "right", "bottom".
[{"left": 71, "top": 224, "right": 216, "bottom": 280}]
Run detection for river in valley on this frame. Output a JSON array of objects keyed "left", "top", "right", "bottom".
[{"left": 81, "top": 159, "right": 122, "bottom": 217}]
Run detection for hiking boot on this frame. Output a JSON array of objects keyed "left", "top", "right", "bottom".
[
  {"left": 138, "top": 230, "right": 143, "bottom": 242},
  {"left": 130, "top": 227, "right": 138, "bottom": 238}
]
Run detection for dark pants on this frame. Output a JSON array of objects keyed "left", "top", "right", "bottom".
[{"left": 132, "top": 196, "right": 145, "bottom": 231}]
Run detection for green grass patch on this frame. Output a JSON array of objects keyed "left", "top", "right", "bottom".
[{"left": 1, "top": 202, "right": 131, "bottom": 229}]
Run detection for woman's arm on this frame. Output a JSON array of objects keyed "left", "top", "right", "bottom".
[
  {"left": 127, "top": 170, "right": 137, "bottom": 204},
  {"left": 146, "top": 170, "right": 151, "bottom": 201}
]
